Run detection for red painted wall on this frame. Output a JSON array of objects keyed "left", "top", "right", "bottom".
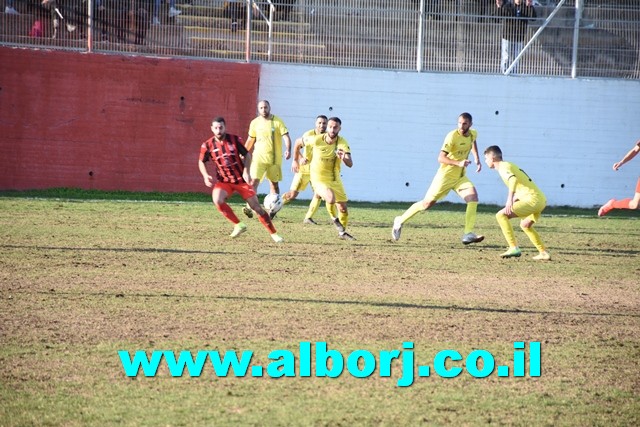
[{"left": 0, "top": 47, "right": 260, "bottom": 192}]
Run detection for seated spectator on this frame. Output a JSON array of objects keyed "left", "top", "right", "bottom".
[
  {"left": 152, "top": 0, "right": 181, "bottom": 25},
  {"left": 5, "top": 0, "right": 19, "bottom": 14}
]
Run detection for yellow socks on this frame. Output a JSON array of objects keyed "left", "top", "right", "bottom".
[
  {"left": 306, "top": 197, "right": 322, "bottom": 219},
  {"left": 496, "top": 212, "right": 517, "bottom": 248},
  {"left": 464, "top": 201, "right": 478, "bottom": 234},
  {"left": 327, "top": 202, "right": 338, "bottom": 219},
  {"left": 521, "top": 224, "right": 545, "bottom": 253}
]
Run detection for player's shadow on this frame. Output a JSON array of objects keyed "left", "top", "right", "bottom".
[{"left": 1, "top": 244, "right": 235, "bottom": 255}]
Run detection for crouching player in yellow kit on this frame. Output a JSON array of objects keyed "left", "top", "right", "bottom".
[
  {"left": 282, "top": 115, "right": 328, "bottom": 224},
  {"left": 484, "top": 145, "right": 551, "bottom": 260},
  {"left": 292, "top": 117, "right": 355, "bottom": 240}
]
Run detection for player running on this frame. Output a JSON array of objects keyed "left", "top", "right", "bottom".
[
  {"left": 198, "top": 116, "right": 284, "bottom": 243},
  {"left": 283, "top": 115, "right": 328, "bottom": 224},
  {"left": 391, "top": 112, "right": 484, "bottom": 245},
  {"left": 292, "top": 117, "right": 355, "bottom": 240},
  {"left": 598, "top": 138, "right": 640, "bottom": 217}
]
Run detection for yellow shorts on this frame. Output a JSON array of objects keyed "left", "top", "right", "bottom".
[
  {"left": 315, "top": 179, "right": 348, "bottom": 203},
  {"left": 251, "top": 161, "right": 282, "bottom": 183},
  {"left": 513, "top": 197, "right": 546, "bottom": 223},
  {"left": 425, "top": 172, "right": 474, "bottom": 201},
  {"left": 289, "top": 173, "right": 312, "bottom": 193}
]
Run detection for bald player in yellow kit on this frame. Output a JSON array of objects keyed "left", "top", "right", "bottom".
[
  {"left": 392, "top": 112, "right": 484, "bottom": 245},
  {"left": 484, "top": 145, "right": 551, "bottom": 261}
]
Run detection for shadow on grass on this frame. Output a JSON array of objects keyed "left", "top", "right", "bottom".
[
  {"left": 2, "top": 244, "right": 237, "bottom": 256},
  {"left": 25, "top": 289, "right": 640, "bottom": 319},
  {"left": 2, "top": 187, "right": 638, "bottom": 218}
]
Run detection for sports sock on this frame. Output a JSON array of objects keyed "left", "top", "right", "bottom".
[
  {"left": 398, "top": 201, "right": 426, "bottom": 224},
  {"left": 521, "top": 224, "right": 545, "bottom": 253},
  {"left": 496, "top": 212, "right": 517, "bottom": 248},
  {"left": 216, "top": 203, "right": 240, "bottom": 224},
  {"left": 306, "top": 196, "right": 322, "bottom": 219},
  {"left": 612, "top": 198, "right": 632, "bottom": 209},
  {"left": 258, "top": 213, "right": 277, "bottom": 234},
  {"left": 327, "top": 202, "right": 338, "bottom": 219},
  {"left": 338, "top": 210, "right": 348, "bottom": 228},
  {"left": 464, "top": 201, "right": 478, "bottom": 234}
]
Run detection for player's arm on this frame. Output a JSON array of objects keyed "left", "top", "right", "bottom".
[
  {"left": 438, "top": 150, "right": 470, "bottom": 168},
  {"left": 283, "top": 133, "right": 292, "bottom": 160},
  {"left": 198, "top": 144, "right": 215, "bottom": 187},
  {"left": 292, "top": 137, "right": 305, "bottom": 173},
  {"left": 245, "top": 136, "right": 256, "bottom": 153},
  {"left": 471, "top": 139, "right": 482, "bottom": 172},
  {"left": 235, "top": 139, "right": 253, "bottom": 183},
  {"left": 613, "top": 139, "right": 640, "bottom": 170},
  {"left": 336, "top": 149, "right": 353, "bottom": 168},
  {"left": 198, "top": 160, "right": 215, "bottom": 188},
  {"left": 504, "top": 175, "right": 517, "bottom": 215},
  {"left": 242, "top": 151, "right": 253, "bottom": 184}
]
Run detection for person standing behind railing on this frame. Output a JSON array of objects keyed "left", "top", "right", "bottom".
[
  {"left": 152, "top": 0, "right": 181, "bottom": 25},
  {"left": 495, "top": 0, "right": 536, "bottom": 74},
  {"left": 5, "top": 0, "right": 19, "bottom": 14}
]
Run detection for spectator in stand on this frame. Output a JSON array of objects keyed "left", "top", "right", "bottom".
[
  {"left": 152, "top": 0, "right": 181, "bottom": 25},
  {"left": 275, "top": 0, "right": 296, "bottom": 21},
  {"left": 41, "top": 0, "right": 77, "bottom": 39},
  {"left": 5, "top": 0, "right": 19, "bottom": 14},
  {"left": 495, "top": 0, "right": 536, "bottom": 74}
]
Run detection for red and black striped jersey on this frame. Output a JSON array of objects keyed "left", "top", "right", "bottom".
[{"left": 199, "top": 134, "right": 248, "bottom": 184}]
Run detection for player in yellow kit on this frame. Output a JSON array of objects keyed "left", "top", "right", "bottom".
[
  {"left": 391, "top": 112, "right": 484, "bottom": 245},
  {"left": 242, "top": 100, "right": 292, "bottom": 218},
  {"left": 283, "top": 115, "right": 328, "bottom": 224},
  {"left": 292, "top": 117, "right": 355, "bottom": 240},
  {"left": 484, "top": 145, "right": 551, "bottom": 261}
]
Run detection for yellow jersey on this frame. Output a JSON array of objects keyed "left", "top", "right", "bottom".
[
  {"left": 438, "top": 129, "right": 477, "bottom": 176},
  {"left": 303, "top": 133, "right": 350, "bottom": 183},
  {"left": 497, "top": 161, "right": 546, "bottom": 202},
  {"left": 298, "top": 129, "right": 316, "bottom": 175},
  {"left": 247, "top": 115, "right": 289, "bottom": 166}
]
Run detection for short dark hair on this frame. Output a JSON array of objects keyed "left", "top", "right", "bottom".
[
  {"left": 316, "top": 115, "right": 328, "bottom": 121},
  {"left": 328, "top": 116, "right": 342, "bottom": 125},
  {"left": 460, "top": 112, "right": 473, "bottom": 122},
  {"left": 484, "top": 145, "right": 503, "bottom": 160},
  {"left": 212, "top": 116, "right": 226, "bottom": 125}
]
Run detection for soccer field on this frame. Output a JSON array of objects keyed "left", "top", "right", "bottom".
[{"left": 1, "top": 193, "right": 638, "bottom": 426}]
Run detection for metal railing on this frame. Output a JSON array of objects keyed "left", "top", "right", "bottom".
[{"left": 1, "top": 0, "right": 638, "bottom": 79}]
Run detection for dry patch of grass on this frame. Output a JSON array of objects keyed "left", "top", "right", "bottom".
[{"left": 1, "top": 198, "right": 639, "bottom": 425}]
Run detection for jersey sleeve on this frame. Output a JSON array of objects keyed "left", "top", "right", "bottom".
[
  {"left": 440, "top": 130, "right": 455, "bottom": 153},
  {"left": 199, "top": 140, "right": 211, "bottom": 162},
  {"left": 337, "top": 138, "right": 351, "bottom": 154},
  {"left": 275, "top": 116, "right": 289, "bottom": 135},
  {"left": 247, "top": 119, "right": 257, "bottom": 139}
]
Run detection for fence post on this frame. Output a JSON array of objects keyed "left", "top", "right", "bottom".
[
  {"left": 245, "top": 0, "right": 252, "bottom": 62},
  {"left": 416, "top": 0, "right": 425, "bottom": 72},
  {"left": 571, "top": 0, "right": 584, "bottom": 78},
  {"left": 87, "top": 0, "right": 93, "bottom": 52}
]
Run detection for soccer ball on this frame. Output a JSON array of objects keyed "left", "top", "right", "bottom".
[{"left": 263, "top": 193, "right": 283, "bottom": 215}]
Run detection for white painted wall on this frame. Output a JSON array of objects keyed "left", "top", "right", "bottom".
[{"left": 256, "top": 64, "right": 640, "bottom": 208}]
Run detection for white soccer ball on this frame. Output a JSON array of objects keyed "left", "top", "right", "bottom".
[{"left": 263, "top": 193, "right": 283, "bottom": 214}]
